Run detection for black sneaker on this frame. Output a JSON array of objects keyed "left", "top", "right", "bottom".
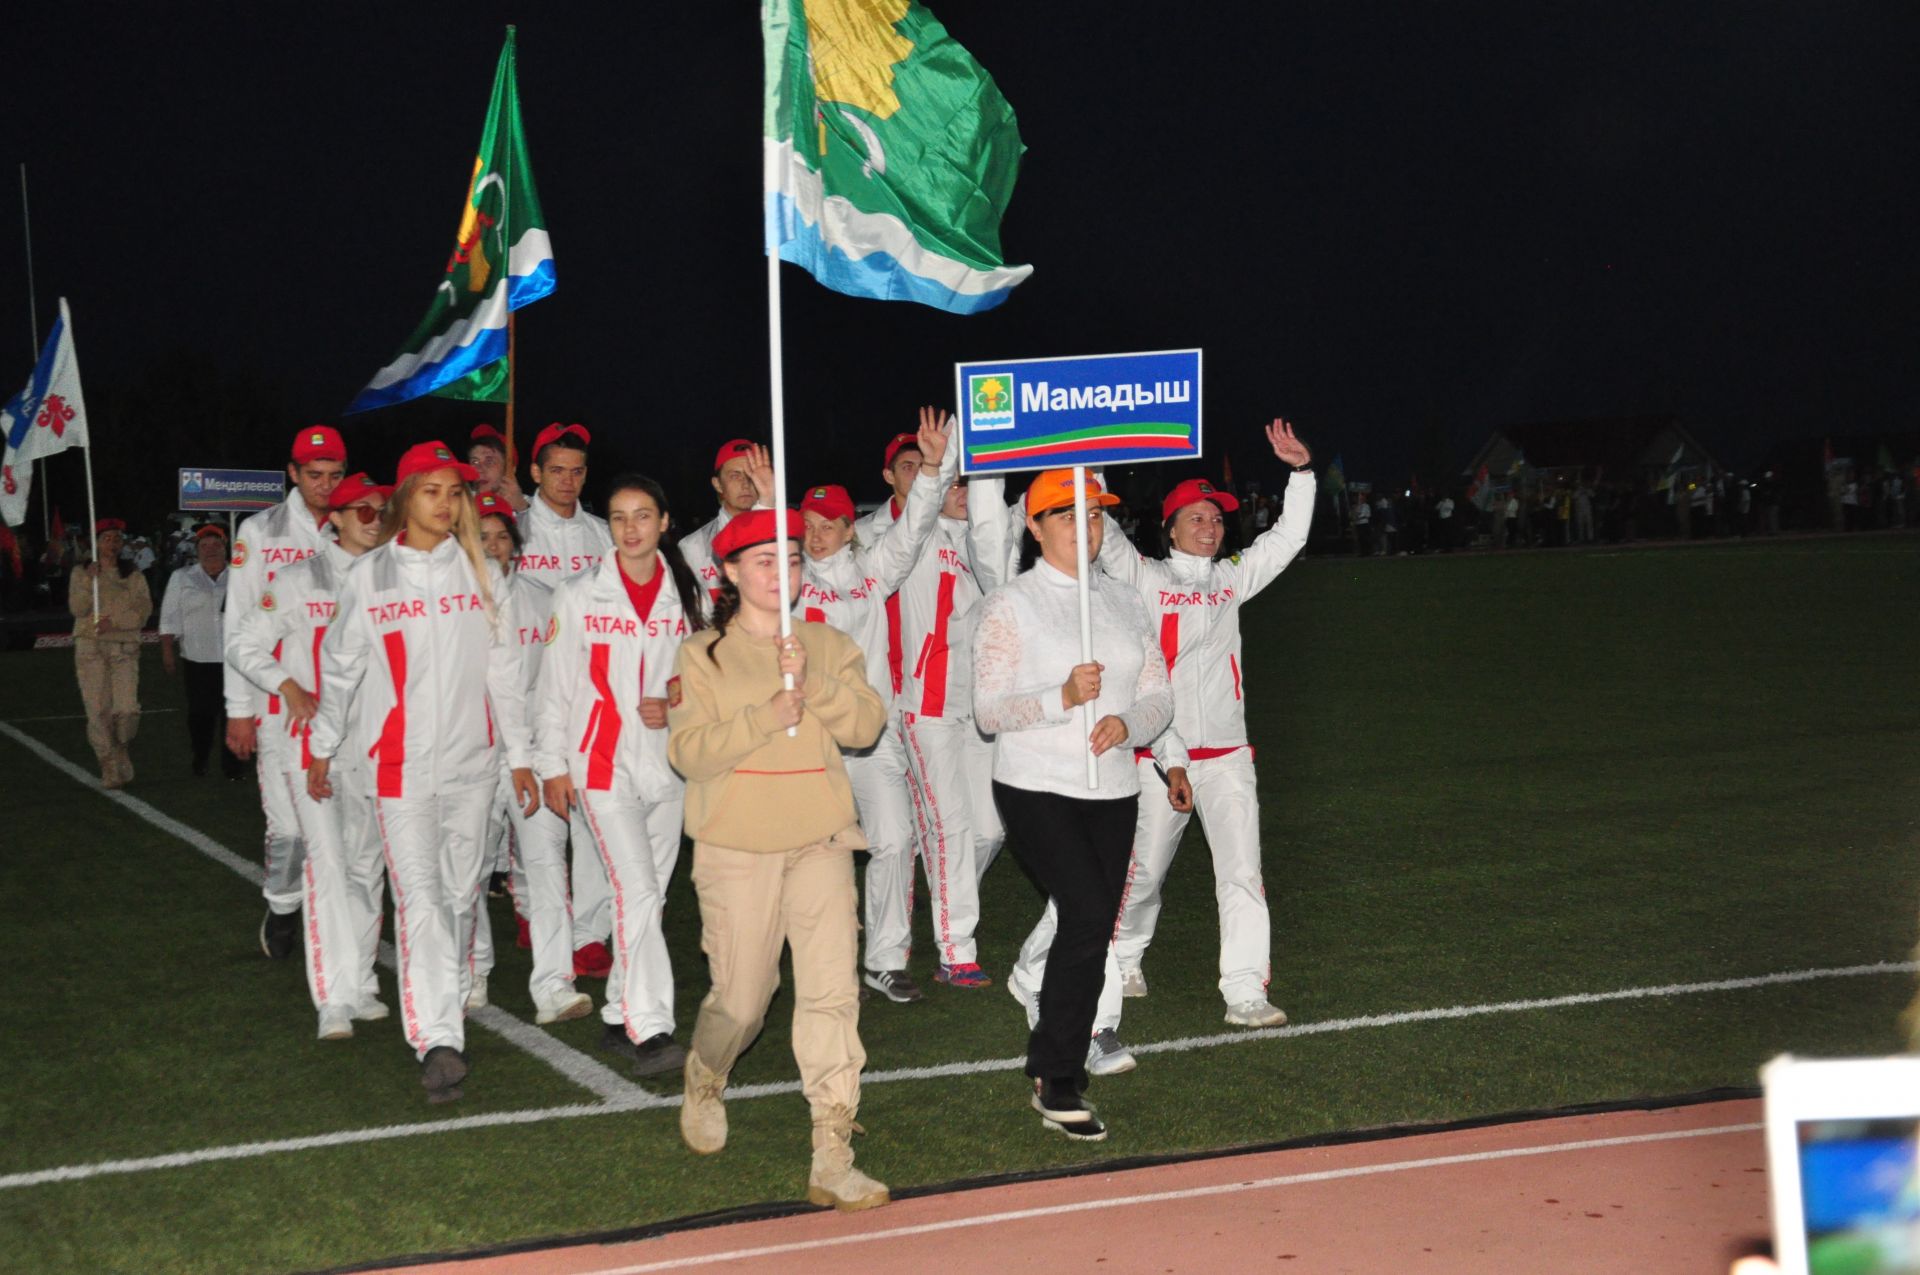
[
  {"left": 631, "top": 1032, "right": 688, "bottom": 1077},
  {"left": 862, "top": 968, "right": 925, "bottom": 1004},
  {"left": 487, "top": 871, "right": 511, "bottom": 899},
  {"left": 259, "top": 908, "right": 299, "bottom": 960},
  {"left": 421, "top": 1046, "right": 468, "bottom": 1104},
  {"left": 598, "top": 1023, "right": 640, "bottom": 1063},
  {"left": 1032, "top": 1078, "right": 1106, "bottom": 1141}
]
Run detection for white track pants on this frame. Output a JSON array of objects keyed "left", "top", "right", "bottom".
[
  {"left": 577, "top": 788, "right": 681, "bottom": 1041},
  {"left": 503, "top": 771, "right": 579, "bottom": 1009},
  {"left": 282, "top": 766, "right": 385, "bottom": 1013},
  {"left": 1008, "top": 897, "right": 1126, "bottom": 1035},
  {"left": 900, "top": 711, "right": 1003, "bottom": 967},
  {"left": 569, "top": 807, "right": 612, "bottom": 950},
  {"left": 484, "top": 782, "right": 513, "bottom": 873},
  {"left": 256, "top": 722, "right": 306, "bottom": 915},
  {"left": 1115, "top": 750, "right": 1272, "bottom": 1006},
  {"left": 847, "top": 717, "right": 914, "bottom": 971},
  {"left": 375, "top": 784, "right": 494, "bottom": 1060}
]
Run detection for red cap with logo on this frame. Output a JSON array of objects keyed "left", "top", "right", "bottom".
[
  {"left": 800, "top": 484, "right": 856, "bottom": 523},
  {"left": 328, "top": 471, "right": 393, "bottom": 511},
  {"left": 882, "top": 432, "right": 920, "bottom": 469},
  {"left": 291, "top": 425, "right": 347, "bottom": 465},
  {"left": 1160, "top": 477, "right": 1240, "bottom": 522},
  {"left": 1025, "top": 468, "right": 1122, "bottom": 516},
  {"left": 393, "top": 441, "right": 479, "bottom": 486},
  {"left": 712, "top": 438, "right": 758, "bottom": 474},
  {"left": 710, "top": 508, "right": 805, "bottom": 560},
  {"left": 94, "top": 517, "right": 126, "bottom": 534},
  {"left": 474, "top": 491, "right": 517, "bottom": 523},
  {"left": 532, "top": 422, "right": 591, "bottom": 458},
  {"left": 469, "top": 423, "right": 508, "bottom": 452}
]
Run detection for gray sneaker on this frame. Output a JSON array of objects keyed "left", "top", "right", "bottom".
[
  {"left": 1119, "top": 967, "right": 1148, "bottom": 999},
  {"left": 1086, "top": 1028, "right": 1137, "bottom": 1076},
  {"left": 862, "top": 968, "right": 925, "bottom": 1003}
]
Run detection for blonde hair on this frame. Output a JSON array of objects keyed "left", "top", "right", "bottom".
[{"left": 379, "top": 471, "right": 499, "bottom": 627}]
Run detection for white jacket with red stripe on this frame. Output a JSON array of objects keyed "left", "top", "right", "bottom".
[
  {"left": 530, "top": 553, "right": 693, "bottom": 799},
  {"left": 228, "top": 541, "right": 358, "bottom": 771},
  {"left": 678, "top": 507, "right": 742, "bottom": 608},
  {"left": 222, "top": 490, "right": 334, "bottom": 720},
  {"left": 514, "top": 494, "right": 611, "bottom": 593},
  {"left": 796, "top": 453, "right": 951, "bottom": 705},
  {"left": 852, "top": 496, "right": 909, "bottom": 697},
  {"left": 1095, "top": 469, "right": 1314, "bottom": 750},
  {"left": 499, "top": 569, "right": 553, "bottom": 695},
  {"left": 307, "top": 536, "right": 532, "bottom": 797},
  {"left": 893, "top": 516, "right": 982, "bottom": 720}
]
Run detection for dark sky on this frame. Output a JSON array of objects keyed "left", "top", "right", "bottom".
[{"left": 5, "top": 1, "right": 1915, "bottom": 517}]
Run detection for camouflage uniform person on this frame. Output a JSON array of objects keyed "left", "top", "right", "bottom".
[{"left": 71, "top": 519, "right": 152, "bottom": 787}]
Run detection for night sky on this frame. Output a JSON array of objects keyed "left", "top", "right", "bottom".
[{"left": 5, "top": 1, "right": 1914, "bottom": 520}]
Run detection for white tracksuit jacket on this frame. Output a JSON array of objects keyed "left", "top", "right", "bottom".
[
  {"left": 229, "top": 541, "right": 385, "bottom": 1016},
  {"left": 677, "top": 507, "right": 742, "bottom": 608},
  {"left": 532, "top": 553, "right": 693, "bottom": 1041},
  {"left": 223, "top": 491, "right": 335, "bottom": 913},
  {"left": 1095, "top": 467, "right": 1316, "bottom": 1005}
]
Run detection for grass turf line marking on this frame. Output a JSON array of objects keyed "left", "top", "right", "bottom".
[
  {"left": 1, "top": 961, "right": 1903, "bottom": 1190},
  {"left": 0, "top": 720, "right": 648, "bottom": 1105},
  {"left": 582, "top": 1121, "right": 1765, "bottom": 1273}
]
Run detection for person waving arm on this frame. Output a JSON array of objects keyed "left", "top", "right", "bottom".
[
  {"left": 866, "top": 407, "right": 957, "bottom": 595},
  {"left": 1228, "top": 418, "right": 1316, "bottom": 599}
]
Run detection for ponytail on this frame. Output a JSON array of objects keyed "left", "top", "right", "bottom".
[{"left": 706, "top": 576, "right": 741, "bottom": 665}]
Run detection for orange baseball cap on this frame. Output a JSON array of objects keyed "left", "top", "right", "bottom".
[{"left": 1024, "top": 468, "right": 1121, "bottom": 516}]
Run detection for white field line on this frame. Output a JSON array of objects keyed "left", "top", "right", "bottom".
[
  {"left": 583, "top": 1121, "right": 1766, "bottom": 1274},
  {"left": 0, "top": 960, "right": 1906, "bottom": 1191},
  {"left": 0, "top": 720, "right": 646, "bottom": 1105}
]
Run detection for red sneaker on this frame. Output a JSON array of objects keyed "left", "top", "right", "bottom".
[
  {"left": 514, "top": 914, "right": 532, "bottom": 951},
  {"left": 574, "top": 941, "right": 613, "bottom": 979}
]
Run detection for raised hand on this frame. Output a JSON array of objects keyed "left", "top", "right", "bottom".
[
  {"left": 1267, "top": 417, "right": 1311, "bottom": 468},
  {"left": 917, "top": 406, "right": 952, "bottom": 468},
  {"left": 745, "top": 443, "right": 777, "bottom": 505}
]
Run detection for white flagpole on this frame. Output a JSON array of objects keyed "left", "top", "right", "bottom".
[
  {"left": 766, "top": 230, "right": 797, "bottom": 735},
  {"left": 21, "top": 163, "right": 48, "bottom": 543},
  {"left": 1072, "top": 464, "right": 1097, "bottom": 788}
]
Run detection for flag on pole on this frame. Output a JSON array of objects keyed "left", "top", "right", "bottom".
[
  {"left": 346, "top": 28, "right": 555, "bottom": 414},
  {"left": 1, "top": 298, "right": 89, "bottom": 527},
  {"left": 1322, "top": 454, "right": 1347, "bottom": 493},
  {"left": 762, "top": 0, "right": 1033, "bottom": 314},
  {"left": 1468, "top": 463, "right": 1492, "bottom": 510}
]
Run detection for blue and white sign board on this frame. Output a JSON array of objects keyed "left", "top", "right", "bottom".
[
  {"left": 954, "top": 348, "right": 1202, "bottom": 475},
  {"left": 178, "top": 468, "right": 285, "bottom": 513}
]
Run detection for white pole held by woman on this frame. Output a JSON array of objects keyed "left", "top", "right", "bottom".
[
  {"left": 1071, "top": 464, "right": 1097, "bottom": 788},
  {"left": 765, "top": 210, "right": 797, "bottom": 736}
]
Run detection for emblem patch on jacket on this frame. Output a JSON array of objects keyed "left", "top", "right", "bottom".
[{"left": 667, "top": 675, "right": 683, "bottom": 708}]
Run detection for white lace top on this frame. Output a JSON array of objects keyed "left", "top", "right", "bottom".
[{"left": 971, "top": 559, "right": 1173, "bottom": 799}]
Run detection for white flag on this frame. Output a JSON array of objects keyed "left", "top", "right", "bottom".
[{"left": 1, "top": 298, "right": 90, "bottom": 527}]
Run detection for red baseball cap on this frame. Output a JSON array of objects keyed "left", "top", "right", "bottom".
[
  {"left": 1160, "top": 477, "right": 1240, "bottom": 522},
  {"left": 474, "top": 491, "right": 517, "bottom": 523},
  {"left": 95, "top": 517, "right": 126, "bottom": 534},
  {"left": 532, "top": 422, "right": 591, "bottom": 457},
  {"left": 469, "top": 423, "right": 508, "bottom": 452},
  {"left": 193, "top": 523, "right": 229, "bottom": 541},
  {"left": 800, "top": 484, "right": 856, "bottom": 523},
  {"left": 882, "top": 432, "right": 920, "bottom": 469},
  {"left": 328, "top": 471, "right": 393, "bottom": 511},
  {"left": 291, "top": 425, "right": 347, "bottom": 465},
  {"left": 393, "top": 441, "right": 479, "bottom": 487},
  {"left": 710, "top": 508, "right": 805, "bottom": 560},
  {"left": 1025, "top": 468, "right": 1122, "bottom": 516},
  {"left": 713, "top": 438, "right": 758, "bottom": 474}
]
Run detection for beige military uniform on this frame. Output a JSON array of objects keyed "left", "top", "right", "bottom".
[{"left": 71, "top": 563, "right": 152, "bottom": 786}]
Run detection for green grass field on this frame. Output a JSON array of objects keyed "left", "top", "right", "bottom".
[{"left": 2, "top": 535, "right": 1916, "bottom": 1274}]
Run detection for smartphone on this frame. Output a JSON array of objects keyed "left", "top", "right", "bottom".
[{"left": 1762, "top": 1054, "right": 1920, "bottom": 1275}]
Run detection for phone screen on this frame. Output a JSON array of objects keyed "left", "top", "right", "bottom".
[{"left": 1797, "top": 1118, "right": 1920, "bottom": 1274}]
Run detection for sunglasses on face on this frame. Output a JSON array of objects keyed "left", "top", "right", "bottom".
[{"left": 343, "top": 503, "right": 380, "bottom": 525}]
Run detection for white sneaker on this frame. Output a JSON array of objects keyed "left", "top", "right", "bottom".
[
  {"left": 317, "top": 1005, "right": 354, "bottom": 1041},
  {"left": 1119, "top": 967, "right": 1149, "bottom": 999},
  {"left": 1086, "top": 1028, "right": 1136, "bottom": 1076},
  {"left": 465, "top": 974, "right": 489, "bottom": 1011},
  {"left": 1224, "top": 999, "right": 1288, "bottom": 1028},
  {"left": 1007, "top": 973, "right": 1039, "bottom": 1031},
  {"left": 534, "top": 990, "right": 593, "bottom": 1025},
  {"left": 354, "top": 997, "right": 391, "bottom": 1022}
]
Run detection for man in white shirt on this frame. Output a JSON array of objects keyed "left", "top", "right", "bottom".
[{"left": 161, "top": 525, "right": 241, "bottom": 777}]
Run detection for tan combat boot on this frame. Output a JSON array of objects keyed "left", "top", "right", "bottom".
[
  {"left": 680, "top": 1051, "right": 727, "bottom": 1155},
  {"left": 807, "top": 1107, "right": 889, "bottom": 1212}
]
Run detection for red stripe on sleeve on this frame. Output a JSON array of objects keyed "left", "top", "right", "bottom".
[
  {"left": 918, "top": 570, "right": 958, "bottom": 717},
  {"left": 585, "top": 642, "right": 621, "bottom": 791},
  {"left": 1159, "top": 612, "right": 1180, "bottom": 672},
  {"left": 375, "top": 631, "right": 408, "bottom": 798}
]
